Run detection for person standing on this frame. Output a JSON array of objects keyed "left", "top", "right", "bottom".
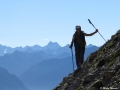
[{"left": 69, "top": 25, "right": 98, "bottom": 72}]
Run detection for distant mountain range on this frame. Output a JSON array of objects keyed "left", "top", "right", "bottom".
[
  {"left": 0, "top": 41, "right": 61, "bottom": 56},
  {"left": 0, "top": 42, "right": 98, "bottom": 56},
  {"left": 0, "top": 41, "right": 99, "bottom": 90}
]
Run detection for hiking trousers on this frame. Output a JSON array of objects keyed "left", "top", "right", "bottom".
[{"left": 75, "top": 47, "right": 85, "bottom": 69}]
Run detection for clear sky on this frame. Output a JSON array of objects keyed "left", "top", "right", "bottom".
[{"left": 0, "top": 0, "right": 120, "bottom": 48}]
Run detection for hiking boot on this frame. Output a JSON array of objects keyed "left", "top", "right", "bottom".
[{"left": 73, "top": 68, "right": 81, "bottom": 76}]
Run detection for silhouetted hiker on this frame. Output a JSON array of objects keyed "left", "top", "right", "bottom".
[{"left": 69, "top": 25, "right": 98, "bottom": 73}]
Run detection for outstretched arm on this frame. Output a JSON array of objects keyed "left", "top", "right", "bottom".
[{"left": 84, "top": 29, "right": 98, "bottom": 36}]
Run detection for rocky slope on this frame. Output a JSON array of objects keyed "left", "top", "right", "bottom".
[{"left": 54, "top": 30, "right": 120, "bottom": 90}]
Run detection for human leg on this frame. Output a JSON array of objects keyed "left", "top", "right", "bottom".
[
  {"left": 79, "top": 47, "right": 85, "bottom": 66},
  {"left": 75, "top": 47, "right": 81, "bottom": 69}
]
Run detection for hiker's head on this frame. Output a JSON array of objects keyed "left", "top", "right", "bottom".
[{"left": 75, "top": 25, "right": 81, "bottom": 32}]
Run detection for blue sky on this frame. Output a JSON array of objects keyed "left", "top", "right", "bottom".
[{"left": 0, "top": 0, "right": 120, "bottom": 47}]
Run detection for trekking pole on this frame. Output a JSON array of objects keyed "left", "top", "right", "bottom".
[
  {"left": 71, "top": 48, "right": 74, "bottom": 71},
  {"left": 88, "top": 19, "right": 107, "bottom": 42}
]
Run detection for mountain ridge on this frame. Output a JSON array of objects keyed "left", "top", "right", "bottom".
[{"left": 0, "top": 42, "right": 97, "bottom": 56}]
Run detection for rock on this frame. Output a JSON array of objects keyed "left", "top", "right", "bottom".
[
  {"left": 88, "top": 51, "right": 98, "bottom": 62},
  {"left": 103, "top": 71, "right": 115, "bottom": 80},
  {"left": 97, "top": 59, "right": 105, "bottom": 68},
  {"left": 85, "top": 73, "right": 94, "bottom": 81},
  {"left": 60, "top": 83, "right": 68, "bottom": 90},
  {"left": 111, "top": 76, "right": 117, "bottom": 83},
  {"left": 116, "top": 42, "right": 120, "bottom": 47},
  {"left": 115, "top": 64, "right": 120, "bottom": 72},
  {"left": 104, "top": 56, "right": 111, "bottom": 62}
]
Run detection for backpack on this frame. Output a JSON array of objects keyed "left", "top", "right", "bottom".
[{"left": 74, "top": 31, "right": 86, "bottom": 47}]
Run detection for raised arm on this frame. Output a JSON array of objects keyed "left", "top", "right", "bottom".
[{"left": 84, "top": 29, "right": 98, "bottom": 36}]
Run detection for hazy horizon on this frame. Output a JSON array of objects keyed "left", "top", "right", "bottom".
[{"left": 0, "top": 41, "right": 100, "bottom": 48}]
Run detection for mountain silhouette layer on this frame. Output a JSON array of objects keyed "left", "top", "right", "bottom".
[
  {"left": 0, "top": 66, "right": 29, "bottom": 90},
  {"left": 0, "top": 51, "right": 53, "bottom": 76}
]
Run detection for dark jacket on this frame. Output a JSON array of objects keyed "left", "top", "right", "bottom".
[{"left": 74, "top": 31, "right": 86, "bottom": 48}]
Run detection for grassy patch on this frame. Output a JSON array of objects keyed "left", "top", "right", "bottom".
[
  {"left": 85, "top": 87, "right": 93, "bottom": 90},
  {"left": 113, "top": 36, "right": 118, "bottom": 41},
  {"left": 76, "top": 85, "right": 82, "bottom": 90},
  {"left": 117, "top": 30, "right": 120, "bottom": 34},
  {"left": 116, "top": 68, "right": 120, "bottom": 75},
  {"left": 81, "top": 75, "right": 88, "bottom": 86},
  {"left": 96, "top": 59, "right": 105, "bottom": 68},
  {"left": 88, "top": 55, "right": 96, "bottom": 63},
  {"left": 109, "top": 41, "right": 116, "bottom": 48},
  {"left": 103, "top": 41, "right": 116, "bottom": 52},
  {"left": 111, "top": 83, "right": 116, "bottom": 87},
  {"left": 90, "top": 63, "right": 96, "bottom": 69},
  {"left": 106, "top": 60, "right": 114, "bottom": 69},
  {"left": 110, "top": 78, "right": 120, "bottom": 87},
  {"left": 111, "top": 48, "right": 120, "bottom": 60},
  {"left": 102, "top": 47, "right": 107, "bottom": 53},
  {"left": 87, "top": 55, "right": 92, "bottom": 62},
  {"left": 97, "top": 51, "right": 104, "bottom": 57},
  {"left": 92, "top": 80, "right": 103, "bottom": 88},
  {"left": 61, "top": 83, "right": 68, "bottom": 90},
  {"left": 116, "top": 78, "right": 120, "bottom": 84},
  {"left": 106, "top": 48, "right": 120, "bottom": 69}
]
